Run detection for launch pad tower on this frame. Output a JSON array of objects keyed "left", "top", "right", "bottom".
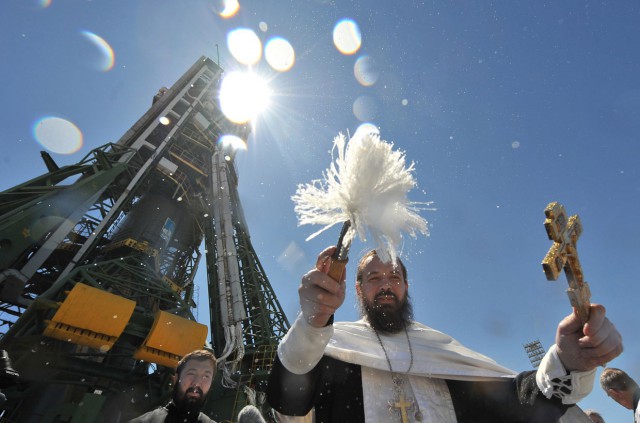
[{"left": 0, "top": 56, "right": 289, "bottom": 422}]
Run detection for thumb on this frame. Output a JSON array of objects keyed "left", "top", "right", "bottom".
[{"left": 557, "top": 307, "right": 584, "bottom": 336}]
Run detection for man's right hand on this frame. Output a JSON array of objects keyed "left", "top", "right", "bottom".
[{"left": 298, "top": 246, "right": 346, "bottom": 328}]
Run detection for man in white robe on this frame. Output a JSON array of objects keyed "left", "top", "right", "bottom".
[{"left": 267, "top": 248, "right": 622, "bottom": 422}]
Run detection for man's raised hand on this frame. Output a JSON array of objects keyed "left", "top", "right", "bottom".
[
  {"left": 555, "top": 304, "right": 623, "bottom": 372},
  {"left": 298, "top": 247, "right": 347, "bottom": 328}
]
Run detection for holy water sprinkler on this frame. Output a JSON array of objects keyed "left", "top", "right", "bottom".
[{"left": 292, "top": 131, "right": 429, "bottom": 281}]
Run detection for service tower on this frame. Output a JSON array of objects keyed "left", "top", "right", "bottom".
[{"left": 0, "top": 56, "right": 289, "bottom": 422}]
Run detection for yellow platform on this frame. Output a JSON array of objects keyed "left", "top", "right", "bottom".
[
  {"left": 133, "top": 310, "right": 208, "bottom": 368},
  {"left": 44, "top": 283, "right": 135, "bottom": 352}
]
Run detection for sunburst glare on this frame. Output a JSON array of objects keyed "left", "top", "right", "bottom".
[{"left": 219, "top": 71, "right": 271, "bottom": 124}]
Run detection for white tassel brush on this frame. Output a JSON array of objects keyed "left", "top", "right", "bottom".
[{"left": 292, "top": 131, "right": 429, "bottom": 278}]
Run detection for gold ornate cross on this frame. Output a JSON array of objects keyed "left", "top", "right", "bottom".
[
  {"left": 389, "top": 392, "right": 414, "bottom": 423},
  {"left": 541, "top": 202, "right": 591, "bottom": 324}
]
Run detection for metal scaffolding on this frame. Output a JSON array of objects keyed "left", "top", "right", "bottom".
[{"left": 0, "top": 56, "right": 289, "bottom": 422}]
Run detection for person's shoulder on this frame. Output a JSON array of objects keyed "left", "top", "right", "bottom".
[
  {"left": 408, "top": 320, "right": 434, "bottom": 330},
  {"left": 198, "top": 412, "right": 217, "bottom": 423},
  {"left": 333, "top": 319, "right": 367, "bottom": 330},
  {"left": 127, "top": 407, "right": 168, "bottom": 423},
  {"left": 408, "top": 320, "right": 455, "bottom": 339}
]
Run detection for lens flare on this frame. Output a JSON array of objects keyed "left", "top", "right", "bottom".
[
  {"left": 354, "top": 55, "right": 379, "bottom": 86},
  {"left": 353, "top": 95, "right": 378, "bottom": 122},
  {"left": 227, "top": 28, "right": 262, "bottom": 65},
  {"left": 265, "top": 37, "right": 295, "bottom": 72},
  {"left": 219, "top": 134, "right": 247, "bottom": 150},
  {"left": 219, "top": 0, "right": 239, "bottom": 18},
  {"left": 355, "top": 123, "right": 380, "bottom": 138},
  {"left": 333, "top": 19, "right": 361, "bottom": 55},
  {"left": 33, "top": 116, "right": 83, "bottom": 154},
  {"left": 80, "top": 30, "right": 115, "bottom": 72},
  {"left": 219, "top": 71, "right": 271, "bottom": 123}
]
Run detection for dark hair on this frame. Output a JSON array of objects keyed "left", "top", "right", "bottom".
[
  {"left": 356, "top": 250, "right": 408, "bottom": 284},
  {"left": 600, "top": 367, "right": 639, "bottom": 391},
  {"left": 175, "top": 349, "right": 217, "bottom": 377},
  {"left": 584, "top": 409, "right": 603, "bottom": 419}
]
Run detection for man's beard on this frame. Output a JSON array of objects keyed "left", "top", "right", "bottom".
[
  {"left": 358, "top": 289, "right": 413, "bottom": 334},
  {"left": 172, "top": 384, "right": 206, "bottom": 415}
]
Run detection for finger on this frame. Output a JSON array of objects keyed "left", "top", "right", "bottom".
[
  {"left": 579, "top": 322, "right": 620, "bottom": 353},
  {"left": 581, "top": 304, "right": 606, "bottom": 338},
  {"left": 316, "top": 246, "right": 337, "bottom": 271},
  {"left": 577, "top": 306, "right": 612, "bottom": 350},
  {"left": 301, "top": 299, "right": 339, "bottom": 317},
  {"left": 594, "top": 335, "right": 624, "bottom": 365},
  {"left": 558, "top": 303, "right": 606, "bottom": 338},
  {"left": 302, "top": 270, "right": 345, "bottom": 296},
  {"left": 299, "top": 288, "right": 343, "bottom": 313},
  {"left": 577, "top": 331, "right": 623, "bottom": 367},
  {"left": 300, "top": 272, "right": 345, "bottom": 302},
  {"left": 300, "top": 284, "right": 344, "bottom": 306},
  {"left": 556, "top": 309, "right": 584, "bottom": 336}
]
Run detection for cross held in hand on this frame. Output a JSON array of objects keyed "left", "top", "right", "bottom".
[{"left": 541, "top": 202, "right": 591, "bottom": 324}]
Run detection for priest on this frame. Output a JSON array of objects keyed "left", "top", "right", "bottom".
[{"left": 266, "top": 247, "right": 622, "bottom": 422}]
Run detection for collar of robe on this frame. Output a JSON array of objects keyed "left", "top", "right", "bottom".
[{"left": 325, "top": 319, "right": 518, "bottom": 381}]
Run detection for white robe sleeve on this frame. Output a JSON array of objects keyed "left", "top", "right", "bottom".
[
  {"left": 277, "top": 312, "right": 333, "bottom": 375},
  {"left": 535, "top": 344, "right": 596, "bottom": 404}
]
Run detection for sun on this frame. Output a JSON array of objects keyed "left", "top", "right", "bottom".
[{"left": 219, "top": 71, "right": 271, "bottom": 124}]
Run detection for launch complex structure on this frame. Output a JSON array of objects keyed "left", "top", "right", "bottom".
[{"left": 0, "top": 56, "right": 289, "bottom": 422}]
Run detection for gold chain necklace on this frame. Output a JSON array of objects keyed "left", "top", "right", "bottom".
[{"left": 373, "top": 326, "right": 423, "bottom": 422}]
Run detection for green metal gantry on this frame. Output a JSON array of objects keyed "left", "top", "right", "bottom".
[{"left": 0, "top": 56, "right": 289, "bottom": 422}]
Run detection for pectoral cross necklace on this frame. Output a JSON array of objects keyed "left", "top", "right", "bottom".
[{"left": 373, "top": 326, "right": 423, "bottom": 422}]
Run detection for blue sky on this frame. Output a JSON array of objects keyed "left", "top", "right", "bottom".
[{"left": 2, "top": 0, "right": 640, "bottom": 420}]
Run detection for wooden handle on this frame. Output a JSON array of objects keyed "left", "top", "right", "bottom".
[
  {"left": 567, "top": 281, "right": 591, "bottom": 325},
  {"left": 327, "top": 257, "right": 348, "bottom": 282}
]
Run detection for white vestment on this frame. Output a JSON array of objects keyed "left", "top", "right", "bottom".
[{"left": 276, "top": 315, "right": 594, "bottom": 422}]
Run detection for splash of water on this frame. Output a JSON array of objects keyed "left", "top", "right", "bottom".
[{"left": 292, "top": 131, "right": 429, "bottom": 263}]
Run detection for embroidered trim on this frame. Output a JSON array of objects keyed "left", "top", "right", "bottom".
[
  {"left": 549, "top": 375, "right": 573, "bottom": 399},
  {"left": 535, "top": 344, "right": 596, "bottom": 404}
]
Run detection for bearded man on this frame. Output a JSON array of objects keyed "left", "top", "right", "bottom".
[
  {"left": 266, "top": 248, "right": 622, "bottom": 422},
  {"left": 129, "top": 349, "right": 217, "bottom": 423}
]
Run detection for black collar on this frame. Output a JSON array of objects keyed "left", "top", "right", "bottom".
[{"left": 164, "top": 401, "right": 203, "bottom": 423}]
